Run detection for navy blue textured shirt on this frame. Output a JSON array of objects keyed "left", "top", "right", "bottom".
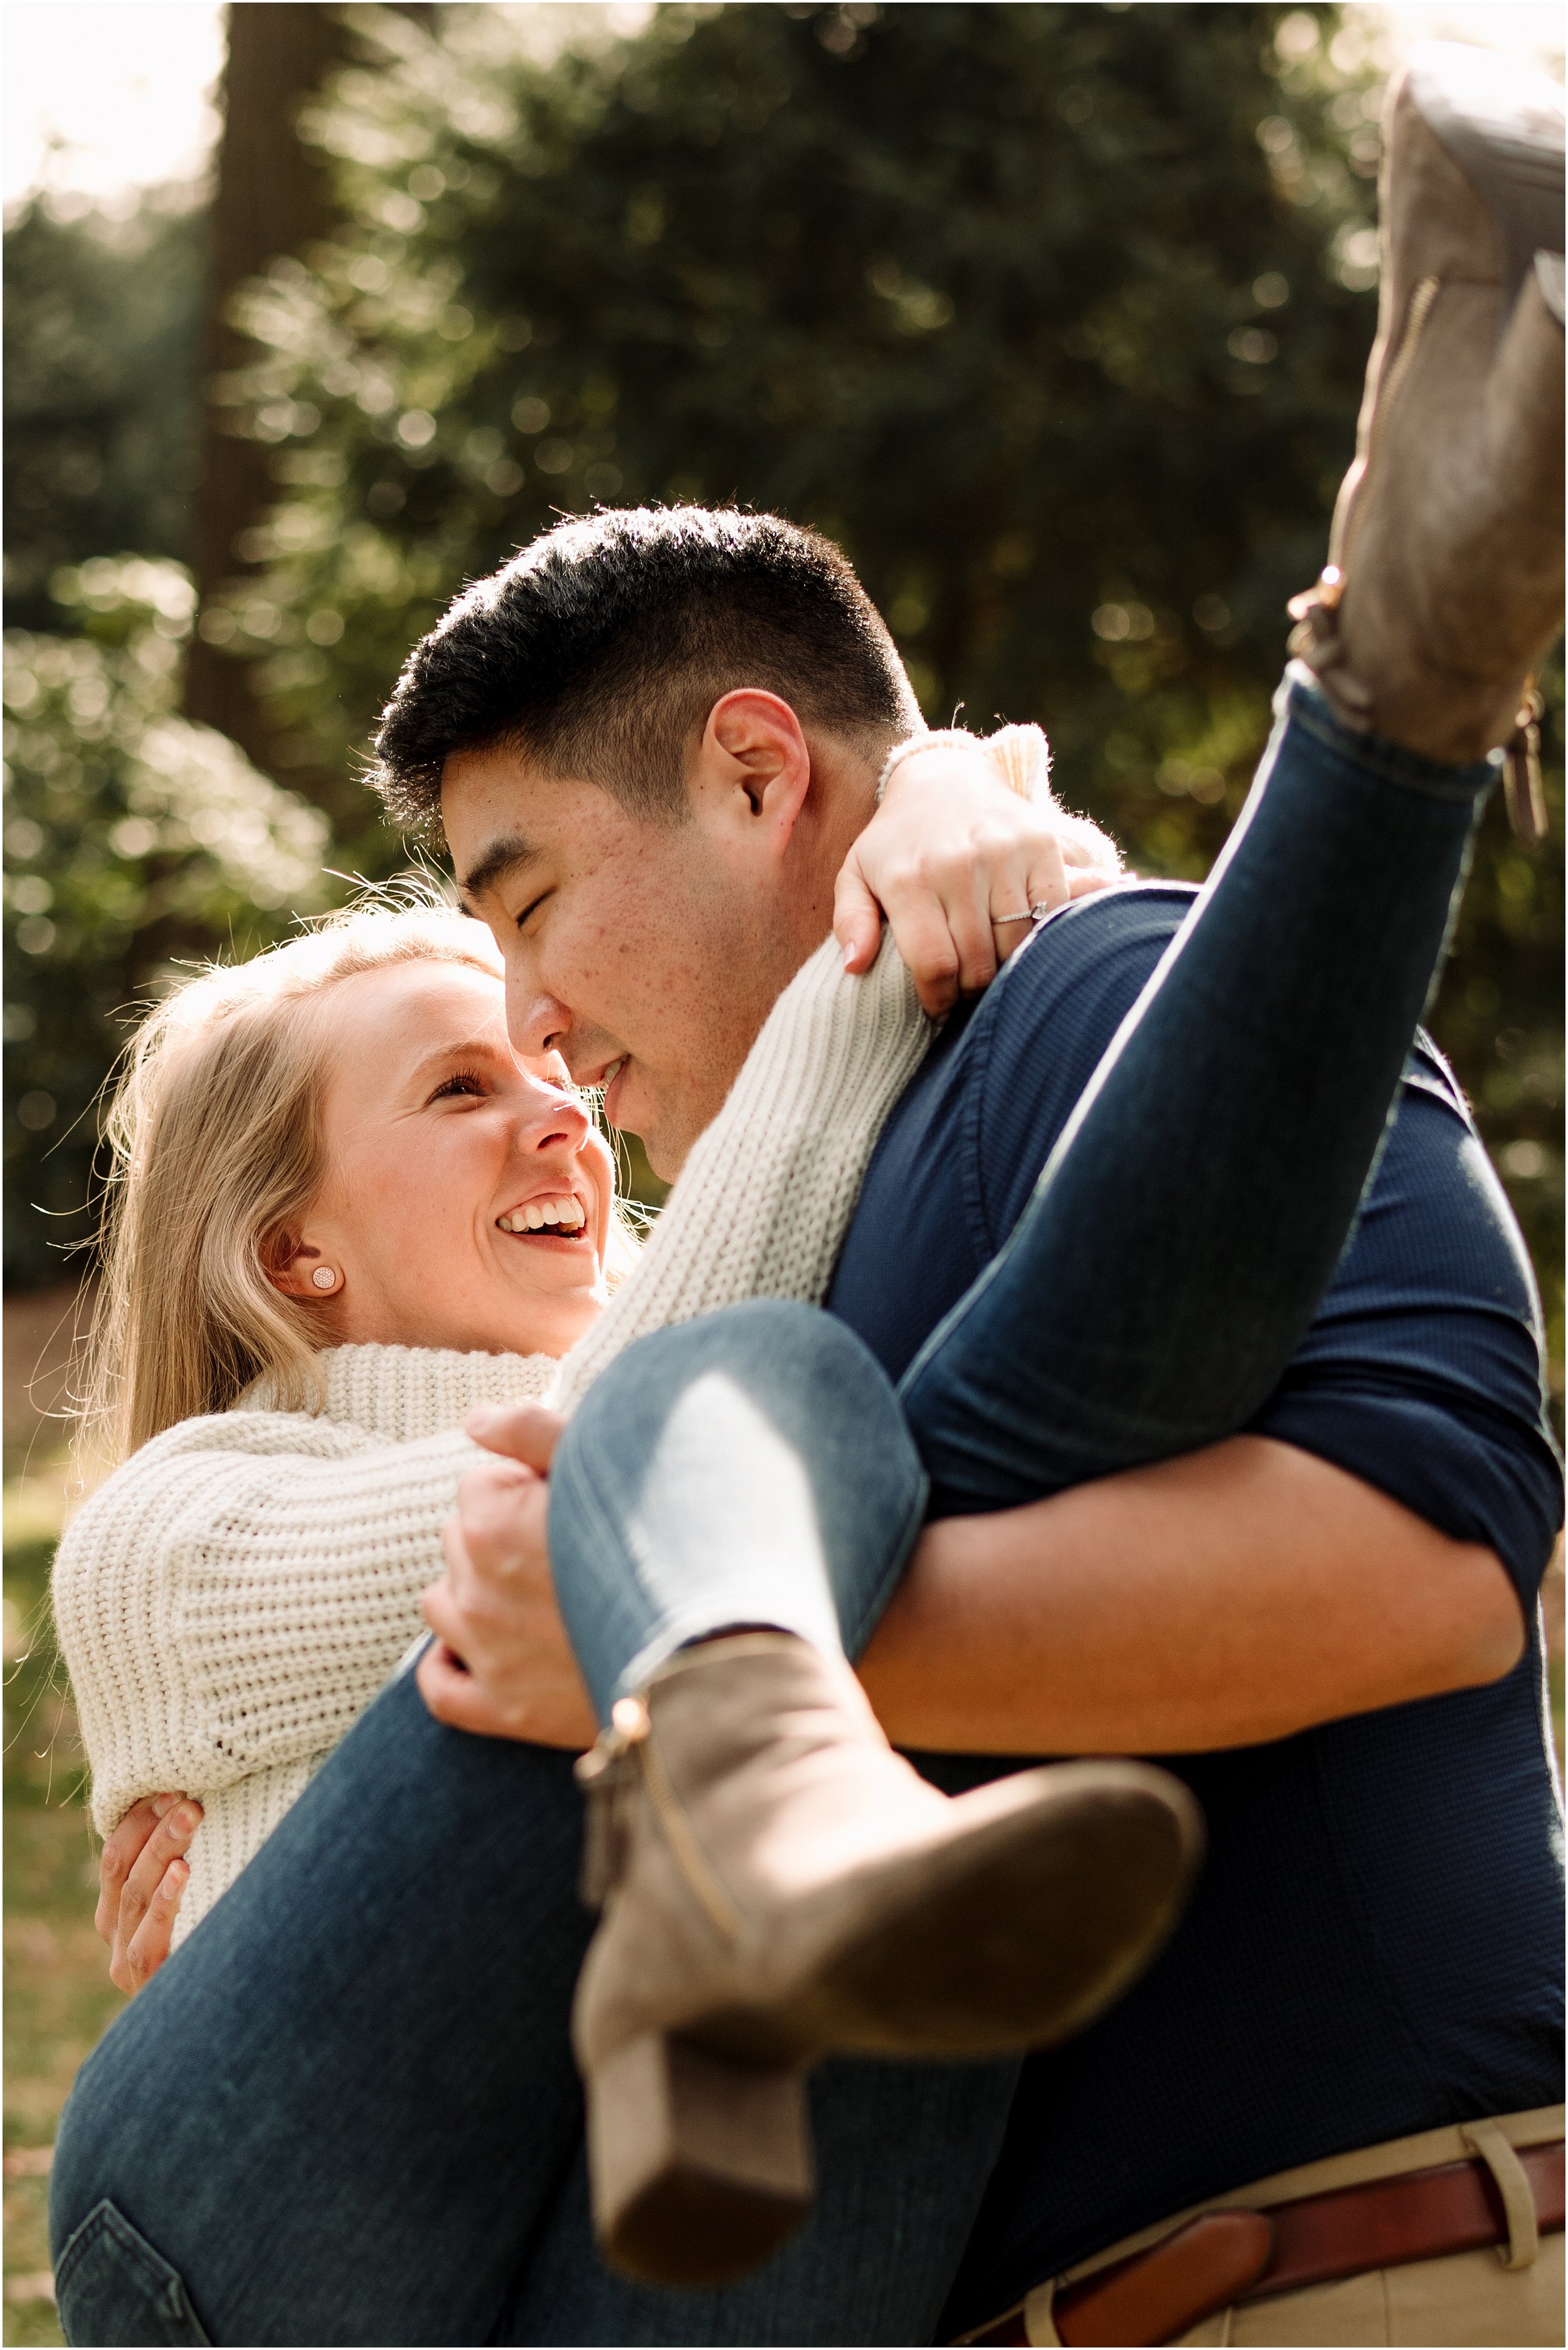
[{"left": 825, "top": 885, "right": 1565, "bottom": 2332}]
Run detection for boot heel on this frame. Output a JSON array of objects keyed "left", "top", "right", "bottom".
[{"left": 586, "top": 2031, "right": 813, "bottom": 2289}]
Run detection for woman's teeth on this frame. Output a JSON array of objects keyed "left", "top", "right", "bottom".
[{"left": 497, "top": 1197, "right": 586, "bottom": 1235}]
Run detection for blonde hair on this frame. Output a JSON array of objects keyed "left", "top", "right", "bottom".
[{"left": 83, "top": 889, "right": 553, "bottom": 1462}]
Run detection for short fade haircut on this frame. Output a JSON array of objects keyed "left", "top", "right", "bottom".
[{"left": 371, "top": 505, "right": 920, "bottom": 837}]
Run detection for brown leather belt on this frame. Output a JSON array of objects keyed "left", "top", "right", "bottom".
[{"left": 970, "top": 2139, "right": 1564, "bottom": 2348}]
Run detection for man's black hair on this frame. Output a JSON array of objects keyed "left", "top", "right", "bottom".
[{"left": 371, "top": 505, "right": 919, "bottom": 836}]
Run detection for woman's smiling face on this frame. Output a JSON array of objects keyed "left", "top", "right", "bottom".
[{"left": 283, "top": 957, "right": 614, "bottom": 1359}]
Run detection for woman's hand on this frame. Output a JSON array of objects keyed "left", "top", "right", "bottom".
[
  {"left": 835, "top": 740, "right": 1124, "bottom": 1017},
  {"left": 95, "top": 1792, "right": 201, "bottom": 1994},
  {"left": 418, "top": 1403, "right": 598, "bottom": 1750}
]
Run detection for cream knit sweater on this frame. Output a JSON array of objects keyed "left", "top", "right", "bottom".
[
  {"left": 54, "top": 1344, "right": 559, "bottom": 1943},
  {"left": 55, "top": 725, "right": 1062, "bottom": 1937}
]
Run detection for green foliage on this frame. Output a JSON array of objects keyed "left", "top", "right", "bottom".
[
  {"left": 3, "top": 196, "right": 206, "bottom": 629},
  {"left": 209, "top": 0, "right": 1377, "bottom": 856},
  {"left": 3, "top": 560, "right": 331, "bottom": 1283},
  {"left": 192, "top": 0, "right": 1563, "bottom": 1390},
  {"left": 1, "top": 3, "right": 1560, "bottom": 1388}
]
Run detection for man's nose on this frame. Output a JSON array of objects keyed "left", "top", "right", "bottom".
[{"left": 506, "top": 972, "right": 571, "bottom": 1061}]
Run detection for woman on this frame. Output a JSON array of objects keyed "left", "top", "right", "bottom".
[{"left": 58, "top": 752, "right": 1117, "bottom": 1962}]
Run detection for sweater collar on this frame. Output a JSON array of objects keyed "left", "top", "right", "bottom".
[{"left": 236, "top": 1342, "right": 559, "bottom": 1443}]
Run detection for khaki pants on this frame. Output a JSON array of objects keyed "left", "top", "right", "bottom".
[
  {"left": 1014, "top": 2107, "right": 1565, "bottom": 2349},
  {"left": 1170, "top": 2233, "right": 1563, "bottom": 2344}
]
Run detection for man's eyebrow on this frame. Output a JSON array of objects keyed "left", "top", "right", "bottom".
[{"left": 457, "top": 834, "right": 541, "bottom": 912}]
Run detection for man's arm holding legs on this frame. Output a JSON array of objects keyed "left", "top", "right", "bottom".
[
  {"left": 857, "top": 1435, "right": 1525, "bottom": 1757},
  {"left": 427, "top": 1428, "right": 1524, "bottom": 1760}
]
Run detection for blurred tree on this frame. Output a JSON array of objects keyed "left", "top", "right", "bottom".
[
  {"left": 4, "top": 1, "right": 1559, "bottom": 1381},
  {"left": 204, "top": 0, "right": 1384, "bottom": 853},
  {"left": 3, "top": 196, "right": 206, "bottom": 629},
  {"left": 188, "top": 1, "right": 438, "bottom": 774},
  {"left": 198, "top": 0, "right": 1562, "bottom": 1383},
  {"left": 3, "top": 561, "right": 331, "bottom": 1284},
  {"left": 186, "top": 3, "right": 361, "bottom": 764}
]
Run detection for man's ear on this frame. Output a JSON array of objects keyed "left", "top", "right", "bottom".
[
  {"left": 693, "top": 689, "right": 813, "bottom": 853},
  {"left": 266, "top": 1233, "right": 343, "bottom": 1299}
]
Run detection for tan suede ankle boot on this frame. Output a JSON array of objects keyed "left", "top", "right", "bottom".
[
  {"left": 1288, "top": 44, "right": 1564, "bottom": 831},
  {"left": 571, "top": 1633, "right": 1202, "bottom": 2287}
]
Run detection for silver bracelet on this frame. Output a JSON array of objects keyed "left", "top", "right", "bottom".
[{"left": 874, "top": 728, "right": 983, "bottom": 805}]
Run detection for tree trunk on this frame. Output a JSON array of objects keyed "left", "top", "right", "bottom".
[{"left": 184, "top": 4, "right": 356, "bottom": 770}]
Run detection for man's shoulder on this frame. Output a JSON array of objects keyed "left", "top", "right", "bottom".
[
  {"left": 962, "top": 880, "right": 1190, "bottom": 1085},
  {"left": 990, "top": 879, "right": 1197, "bottom": 1021},
  {"left": 829, "top": 889, "right": 1192, "bottom": 1371},
  {"left": 948, "top": 881, "right": 1197, "bottom": 1198},
  {"left": 975, "top": 880, "right": 1480, "bottom": 1161}
]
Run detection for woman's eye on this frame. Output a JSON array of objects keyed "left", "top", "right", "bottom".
[
  {"left": 515, "top": 892, "right": 548, "bottom": 931},
  {"left": 428, "top": 1070, "right": 488, "bottom": 1103}
]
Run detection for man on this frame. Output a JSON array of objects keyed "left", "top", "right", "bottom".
[{"left": 56, "top": 45, "right": 1562, "bottom": 2350}]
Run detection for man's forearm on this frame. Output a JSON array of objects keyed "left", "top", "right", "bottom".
[{"left": 856, "top": 1435, "right": 1526, "bottom": 1755}]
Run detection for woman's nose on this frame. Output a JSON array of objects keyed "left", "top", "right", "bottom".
[{"left": 515, "top": 1078, "right": 591, "bottom": 1155}]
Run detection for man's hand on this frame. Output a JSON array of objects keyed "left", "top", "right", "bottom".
[
  {"left": 417, "top": 1403, "right": 598, "bottom": 1750},
  {"left": 835, "top": 742, "right": 1124, "bottom": 1017},
  {"left": 96, "top": 1793, "right": 201, "bottom": 1994}
]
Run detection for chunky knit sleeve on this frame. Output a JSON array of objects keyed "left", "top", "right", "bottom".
[{"left": 51, "top": 1407, "right": 485, "bottom": 1841}]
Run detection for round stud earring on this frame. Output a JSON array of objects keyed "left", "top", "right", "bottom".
[{"left": 311, "top": 1266, "right": 338, "bottom": 1291}]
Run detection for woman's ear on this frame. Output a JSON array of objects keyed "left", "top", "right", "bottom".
[{"left": 267, "top": 1236, "right": 343, "bottom": 1299}]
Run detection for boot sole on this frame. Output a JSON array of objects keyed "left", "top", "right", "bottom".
[
  {"left": 671, "top": 1759, "right": 1202, "bottom": 2065},
  {"left": 801, "top": 1758, "right": 1202, "bottom": 2058},
  {"left": 1409, "top": 43, "right": 1564, "bottom": 307}
]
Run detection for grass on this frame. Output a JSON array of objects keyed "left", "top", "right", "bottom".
[{"left": 4, "top": 1469, "right": 125, "bottom": 2349}]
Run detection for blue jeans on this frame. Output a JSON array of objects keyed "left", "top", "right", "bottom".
[{"left": 51, "top": 679, "right": 1493, "bottom": 2346}]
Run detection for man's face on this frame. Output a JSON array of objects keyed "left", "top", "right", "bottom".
[{"left": 443, "top": 725, "right": 838, "bottom": 1177}]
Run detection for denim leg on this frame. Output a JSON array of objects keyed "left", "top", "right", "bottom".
[
  {"left": 51, "top": 1671, "right": 593, "bottom": 2347},
  {"left": 548, "top": 1300, "right": 928, "bottom": 1720},
  {"left": 536, "top": 1303, "right": 1005, "bottom": 2347},
  {"left": 902, "top": 671, "right": 1495, "bottom": 1514},
  {"left": 500, "top": 2055, "right": 1020, "bottom": 2346}
]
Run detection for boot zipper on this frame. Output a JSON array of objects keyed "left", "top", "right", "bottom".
[
  {"left": 575, "top": 1696, "right": 650, "bottom": 1908},
  {"left": 575, "top": 1694, "right": 741, "bottom": 1940}
]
